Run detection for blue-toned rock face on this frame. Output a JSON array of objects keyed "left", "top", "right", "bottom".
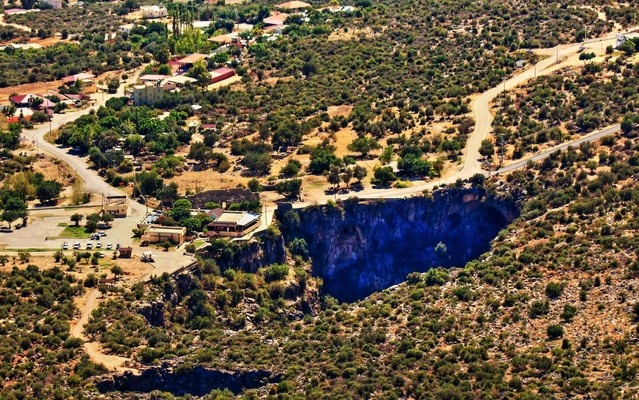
[{"left": 278, "top": 189, "right": 518, "bottom": 302}]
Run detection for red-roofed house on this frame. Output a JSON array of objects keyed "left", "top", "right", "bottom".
[
  {"left": 39, "top": 98, "right": 55, "bottom": 110},
  {"left": 9, "top": 94, "right": 40, "bottom": 107},
  {"left": 209, "top": 67, "right": 235, "bottom": 84}
]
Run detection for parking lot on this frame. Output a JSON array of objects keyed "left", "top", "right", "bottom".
[{"left": 0, "top": 205, "right": 144, "bottom": 252}]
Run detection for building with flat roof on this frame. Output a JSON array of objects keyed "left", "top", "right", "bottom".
[
  {"left": 207, "top": 211, "right": 260, "bottom": 238},
  {"left": 142, "top": 225, "right": 187, "bottom": 245},
  {"left": 103, "top": 195, "right": 128, "bottom": 217},
  {"left": 129, "top": 82, "right": 164, "bottom": 106},
  {"left": 140, "top": 5, "right": 167, "bottom": 18}
]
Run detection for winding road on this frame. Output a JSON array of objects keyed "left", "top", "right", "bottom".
[{"left": 330, "top": 32, "right": 628, "bottom": 201}]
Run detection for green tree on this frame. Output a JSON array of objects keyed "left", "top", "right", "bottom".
[
  {"left": 353, "top": 164, "right": 368, "bottom": 182},
  {"left": 275, "top": 179, "right": 302, "bottom": 198},
  {"left": 170, "top": 198, "right": 192, "bottom": 223},
  {"left": 347, "top": 136, "right": 382, "bottom": 157},
  {"left": 373, "top": 166, "right": 396, "bottom": 186},
  {"left": 100, "top": 213, "right": 115, "bottom": 225},
  {"left": 579, "top": 52, "right": 596, "bottom": 64},
  {"left": 280, "top": 159, "right": 302, "bottom": 178},
  {"left": 187, "top": 59, "right": 211, "bottom": 87},
  {"left": 2, "top": 197, "right": 27, "bottom": 225},
  {"left": 341, "top": 168, "right": 353, "bottom": 187},
  {"left": 379, "top": 146, "right": 394, "bottom": 164},
  {"left": 124, "top": 134, "right": 145, "bottom": 156},
  {"left": 36, "top": 180, "right": 63, "bottom": 204},
  {"left": 547, "top": 324, "right": 564, "bottom": 340},
  {"left": 479, "top": 139, "right": 495, "bottom": 159},
  {"left": 327, "top": 166, "right": 341, "bottom": 188},
  {"left": 70, "top": 213, "right": 84, "bottom": 227}
]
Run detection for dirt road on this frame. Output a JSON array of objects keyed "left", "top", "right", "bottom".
[
  {"left": 70, "top": 289, "right": 135, "bottom": 372},
  {"left": 0, "top": 14, "right": 32, "bottom": 32}
]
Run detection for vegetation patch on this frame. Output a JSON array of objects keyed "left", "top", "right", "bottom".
[{"left": 58, "top": 225, "right": 92, "bottom": 239}]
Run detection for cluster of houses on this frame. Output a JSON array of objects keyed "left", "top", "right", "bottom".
[
  {"left": 127, "top": 54, "right": 239, "bottom": 105},
  {"left": 2, "top": 72, "right": 94, "bottom": 121},
  {"left": 137, "top": 189, "right": 262, "bottom": 246}
]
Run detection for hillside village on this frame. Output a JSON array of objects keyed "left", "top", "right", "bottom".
[{"left": 1, "top": 0, "right": 639, "bottom": 398}]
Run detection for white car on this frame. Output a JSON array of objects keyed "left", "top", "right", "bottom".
[
  {"left": 99, "top": 231, "right": 107, "bottom": 237},
  {"left": 106, "top": 243, "right": 113, "bottom": 250},
  {"left": 73, "top": 242, "right": 81, "bottom": 249},
  {"left": 86, "top": 241, "right": 93, "bottom": 249},
  {"left": 96, "top": 242, "right": 102, "bottom": 248},
  {"left": 62, "top": 242, "right": 69, "bottom": 250}
]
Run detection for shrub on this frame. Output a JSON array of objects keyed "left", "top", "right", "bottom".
[
  {"left": 545, "top": 281, "right": 565, "bottom": 299},
  {"left": 289, "top": 238, "right": 309, "bottom": 259},
  {"left": 264, "top": 264, "right": 289, "bottom": 282},
  {"left": 547, "top": 324, "right": 564, "bottom": 340},
  {"left": 530, "top": 300, "right": 549, "bottom": 318}
]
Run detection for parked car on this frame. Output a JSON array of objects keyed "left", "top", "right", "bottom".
[
  {"left": 0, "top": 227, "right": 13, "bottom": 233},
  {"left": 62, "top": 242, "right": 69, "bottom": 250},
  {"left": 140, "top": 241, "right": 149, "bottom": 247},
  {"left": 99, "top": 231, "right": 107, "bottom": 237},
  {"left": 14, "top": 223, "right": 22, "bottom": 229},
  {"left": 86, "top": 241, "right": 93, "bottom": 249},
  {"left": 96, "top": 242, "right": 102, "bottom": 248},
  {"left": 106, "top": 243, "right": 112, "bottom": 250},
  {"left": 73, "top": 242, "right": 81, "bottom": 249}
]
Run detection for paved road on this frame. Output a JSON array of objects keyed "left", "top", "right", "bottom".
[{"left": 497, "top": 124, "right": 620, "bottom": 174}]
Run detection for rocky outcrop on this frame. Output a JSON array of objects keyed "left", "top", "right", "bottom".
[
  {"left": 96, "top": 364, "right": 278, "bottom": 396},
  {"left": 138, "top": 301, "right": 165, "bottom": 327},
  {"left": 203, "top": 231, "right": 286, "bottom": 273},
  {"left": 277, "top": 188, "right": 519, "bottom": 302}
]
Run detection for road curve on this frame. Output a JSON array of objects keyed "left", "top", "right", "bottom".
[
  {"left": 21, "top": 70, "right": 149, "bottom": 219},
  {"left": 329, "top": 31, "right": 631, "bottom": 201}
]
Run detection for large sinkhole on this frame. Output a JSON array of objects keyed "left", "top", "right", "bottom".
[{"left": 278, "top": 189, "right": 518, "bottom": 302}]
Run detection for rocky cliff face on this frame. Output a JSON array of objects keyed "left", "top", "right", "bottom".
[
  {"left": 203, "top": 231, "right": 286, "bottom": 273},
  {"left": 278, "top": 189, "right": 519, "bottom": 302},
  {"left": 96, "top": 364, "right": 278, "bottom": 396}
]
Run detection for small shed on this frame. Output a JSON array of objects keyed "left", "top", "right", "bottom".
[{"left": 118, "top": 246, "right": 132, "bottom": 258}]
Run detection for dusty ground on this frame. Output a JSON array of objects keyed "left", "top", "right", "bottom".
[
  {"left": 17, "top": 140, "right": 82, "bottom": 206},
  {"left": 328, "top": 26, "right": 382, "bottom": 41},
  {"left": 0, "top": 80, "right": 64, "bottom": 104}
]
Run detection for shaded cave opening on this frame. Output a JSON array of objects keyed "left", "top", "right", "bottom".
[{"left": 279, "top": 191, "right": 518, "bottom": 302}]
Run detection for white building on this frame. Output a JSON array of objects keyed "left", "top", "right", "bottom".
[
  {"left": 140, "top": 5, "right": 168, "bottom": 19},
  {"left": 130, "top": 82, "right": 164, "bottom": 106},
  {"left": 615, "top": 32, "right": 639, "bottom": 49},
  {"left": 119, "top": 23, "right": 136, "bottom": 35}
]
